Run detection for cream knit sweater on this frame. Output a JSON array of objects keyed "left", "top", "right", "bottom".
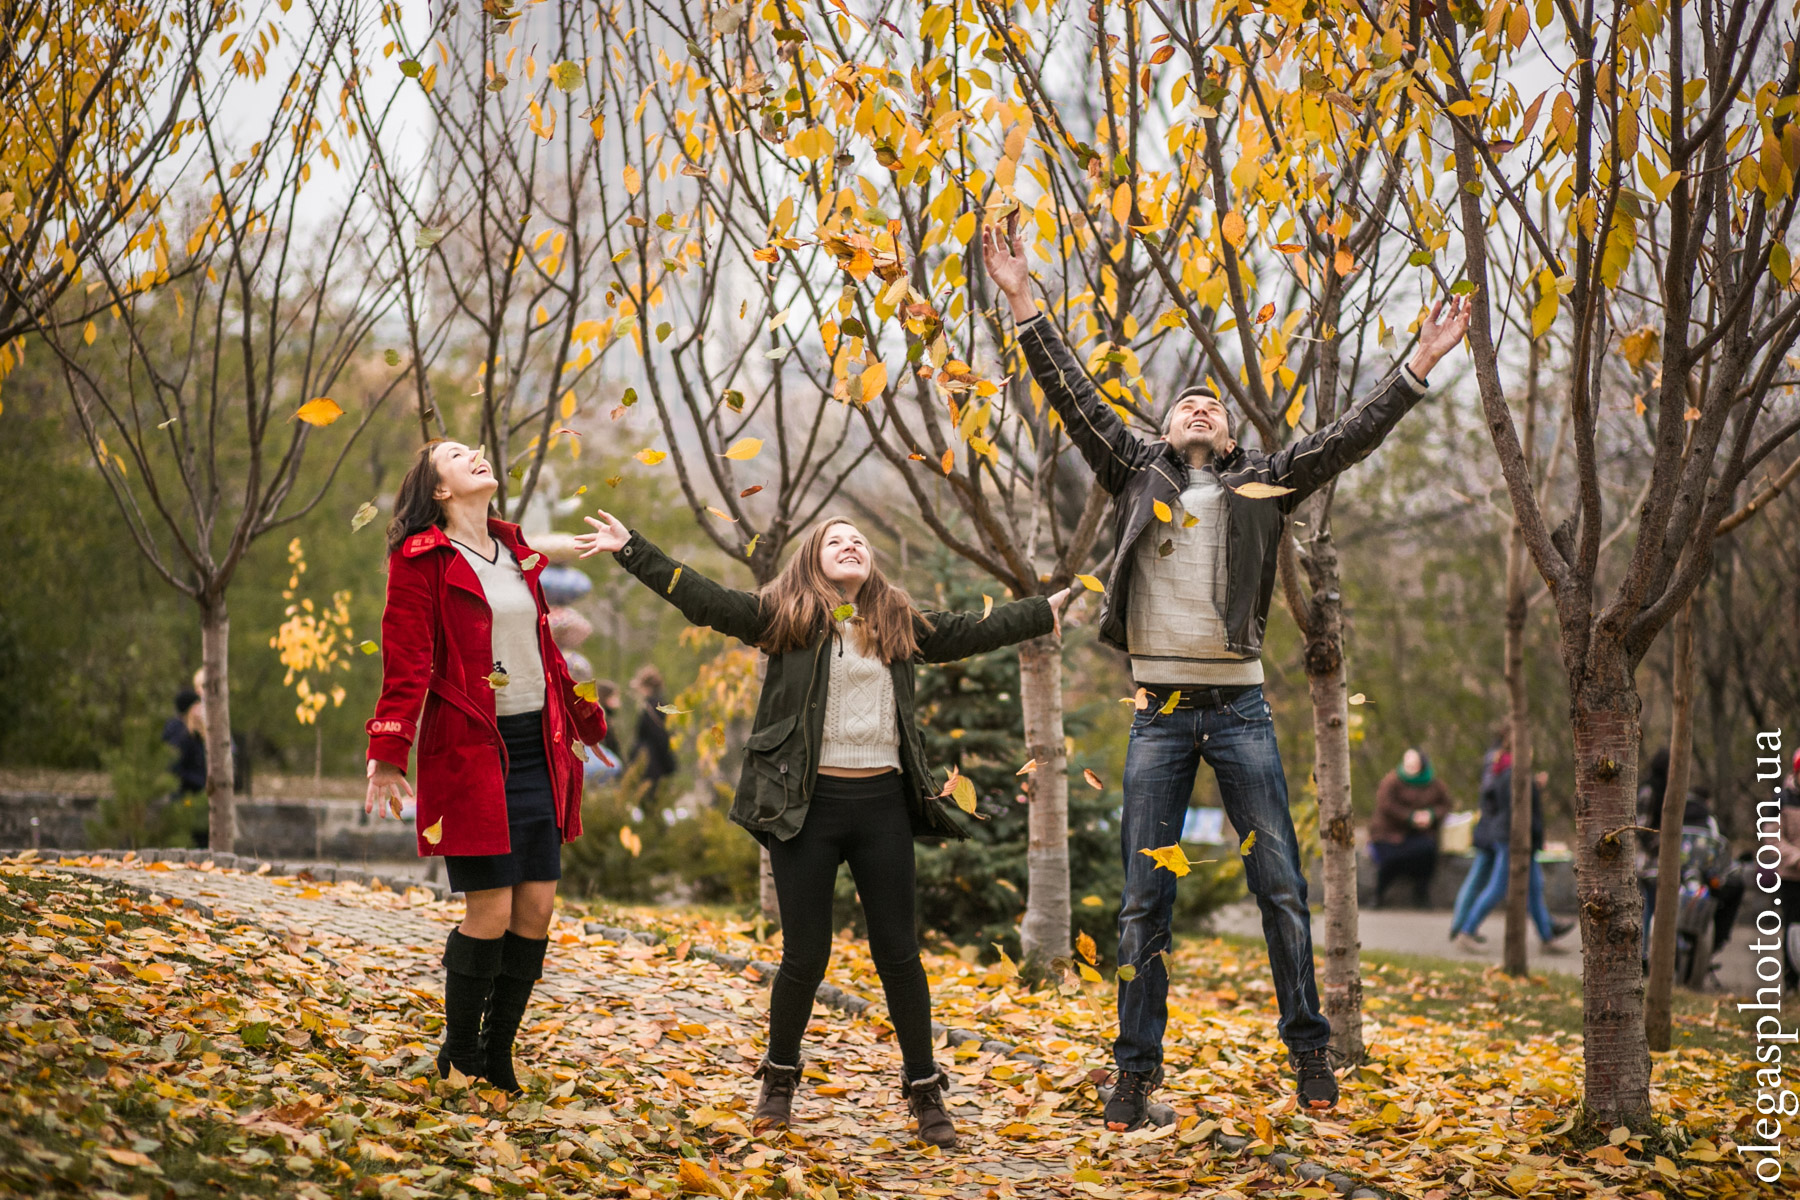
[{"left": 817, "top": 622, "right": 901, "bottom": 771}]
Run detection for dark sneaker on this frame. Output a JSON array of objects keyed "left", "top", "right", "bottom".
[
  {"left": 1101, "top": 1066, "right": 1167, "bottom": 1132},
  {"left": 1291, "top": 1046, "right": 1338, "bottom": 1110},
  {"left": 1546, "top": 918, "right": 1576, "bottom": 943},
  {"left": 752, "top": 1057, "right": 803, "bottom": 1131},
  {"left": 901, "top": 1067, "right": 957, "bottom": 1149}
]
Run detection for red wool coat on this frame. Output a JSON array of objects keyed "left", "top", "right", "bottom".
[{"left": 365, "top": 520, "right": 606, "bottom": 857}]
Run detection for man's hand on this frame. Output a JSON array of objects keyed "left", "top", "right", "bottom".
[
  {"left": 980, "top": 210, "right": 1040, "bottom": 323},
  {"left": 1409, "top": 294, "right": 1473, "bottom": 380},
  {"left": 577, "top": 510, "right": 630, "bottom": 557}
]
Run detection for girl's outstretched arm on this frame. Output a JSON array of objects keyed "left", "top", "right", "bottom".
[
  {"left": 914, "top": 589, "right": 1067, "bottom": 663},
  {"left": 578, "top": 510, "right": 767, "bottom": 645}
]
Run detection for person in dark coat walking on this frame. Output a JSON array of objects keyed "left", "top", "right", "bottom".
[
  {"left": 580, "top": 509, "right": 1062, "bottom": 1150},
  {"left": 628, "top": 665, "right": 679, "bottom": 797},
  {"left": 1368, "top": 748, "right": 1453, "bottom": 908},
  {"left": 364, "top": 440, "right": 609, "bottom": 1094},
  {"left": 1448, "top": 734, "right": 1573, "bottom": 950}
]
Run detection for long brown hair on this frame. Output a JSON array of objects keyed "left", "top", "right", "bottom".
[
  {"left": 386, "top": 440, "right": 447, "bottom": 555},
  {"left": 757, "top": 517, "right": 929, "bottom": 662}
]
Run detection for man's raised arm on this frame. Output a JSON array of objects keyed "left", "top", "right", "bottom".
[
  {"left": 1264, "top": 295, "right": 1473, "bottom": 507},
  {"left": 982, "top": 216, "right": 1152, "bottom": 496}
]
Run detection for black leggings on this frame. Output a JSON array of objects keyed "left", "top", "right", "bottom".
[{"left": 766, "top": 771, "right": 935, "bottom": 1077}]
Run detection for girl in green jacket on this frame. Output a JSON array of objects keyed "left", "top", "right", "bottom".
[{"left": 579, "top": 510, "right": 1063, "bottom": 1150}]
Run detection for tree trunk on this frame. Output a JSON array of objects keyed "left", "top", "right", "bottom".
[
  {"left": 199, "top": 594, "right": 236, "bottom": 855},
  {"left": 1569, "top": 657, "right": 1652, "bottom": 1124},
  {"left": 1303, "top": 537, "right": 1361, "bottom": 1062},
  {"left": 1017, "top": 632, "right": 1071, "bottom": 971},
  {"left": 1502, "top": 330, "right": 1540, "bottom": 977},
  {"left": 1645, "top": 597, "right": 1696, "bottom": 1049},
  {"left": 1503, "top": 531, "right": 1534, "bottom": 976}
]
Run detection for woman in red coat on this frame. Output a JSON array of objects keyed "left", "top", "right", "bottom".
[{"left": 364, "top": 440, "right": 607, "bottom": 1091}]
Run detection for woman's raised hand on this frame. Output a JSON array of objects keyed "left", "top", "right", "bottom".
[
  {"left": 576, "top": 510, "right": 630, "bottom": 558},
  {"left": 365, "top": 759, "right": 413, "bottom": 818}
]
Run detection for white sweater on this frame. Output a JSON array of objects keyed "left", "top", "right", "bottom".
[
  {"left": 817, "top": 622, "right": 901, "bottom": 771},
  {"left": 1126, "top": 470, "right": 1265, "bottom": 687}
]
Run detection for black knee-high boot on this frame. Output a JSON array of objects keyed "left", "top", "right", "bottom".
[
  {"left": 438, "top": 930, "right": 503, "bottom": 1081},
  {"left": 482, "top": 931, "right": 547, "bottom": 1094}
]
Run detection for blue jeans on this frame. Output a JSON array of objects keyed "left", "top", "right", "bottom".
[
  {"left": 1114, "top": 685, "right": 1330, "bottom": 1073},
  {"left": 1450, "top": 845, "right": 1553, "bottom": 940}
]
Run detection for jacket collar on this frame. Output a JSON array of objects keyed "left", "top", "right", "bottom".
[{"left": 401, "top": 517, "right": 525, "bottom": 559}]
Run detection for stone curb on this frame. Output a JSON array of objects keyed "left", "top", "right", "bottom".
[
  {"left": 0, "top": 847, "right": 455, "bottom": 902},
  {"left": 1, "top": 850, "right": 1381, "bottom": 1198},
  {"left": 579, "top": 916, "right": 1384, "bottom": 1199}
]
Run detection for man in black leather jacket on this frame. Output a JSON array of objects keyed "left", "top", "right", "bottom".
[{"left": 983, "top": 215, "right": 1471, "bottom": 1126}]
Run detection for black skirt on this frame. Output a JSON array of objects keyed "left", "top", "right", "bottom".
[{"left": 445, "top": 710, "right": 563, "bottom": 894}]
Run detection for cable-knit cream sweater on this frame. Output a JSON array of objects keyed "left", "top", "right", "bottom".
[{"left": 818, "top": 621, "right": 901, "bottom": 771}]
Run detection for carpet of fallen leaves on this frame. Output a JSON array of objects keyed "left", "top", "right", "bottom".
[{"left": 0, "top": 852, "right": 1779, "bottom": 1200}]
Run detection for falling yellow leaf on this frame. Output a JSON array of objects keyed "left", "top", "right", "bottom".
[
  {"left": 940, "top": 770, "right": 978, "bottom": 814},
  {"left": 351, "top": 501, "right": 379, "bottom": 532},
  {"left": 1620, "top": 326, "right": 1659, "bottom": 371},
  {"left": 622, "top": 164, "right": 642, "bottom": 195},
  {"left": 1255, "top": 302, "right": 1276, "bottom": 324},
  {"left": 1076, "top": 929, "right": 1098, "bottom": 966},
  {"left": 422, "top": 818, "right": 444, "bottom": 845},
  {"left": 619, "top": 825, "right": 642, "bottom": 856},
  {"left": 666, "top": 566, "right": 682, "bottom": 594},
  {"left": 1153, "top": 499, "right": 1173, "bottom": 522},
  {"left": 1141, "top": 844, "right": 1192, "bottom": 877},
  {"left": 1016, "top": 758, "right": 1039, "bottom": 775},
  {"left": 706, "top": 506, "right": 736, "bottom": 522},
  {"left": 1230, "top": 481, "right": 1295, "bottom": 499},
  {"left": 1240, "top": 830, "right": 1257, "bottom": 855},
  {"left": 295, "top": 398, "right": 344, "bottom": 426},
  {"left": 722, "top": 437, "right": 762, "bottom": 460},
  {"left": 487, "top": 671, "right": 510, "bottom": 689},
  {"left": 940, "top": 448, "right": 955, "bottom": 475},
  {"left": 1348, "top": 692, "right": 1367, "bottom": 705},
  {"left": 831, "top": 603, "right": 855, "bottom": 621},
  {"left": 656, "top": 704, "right": 688, "bottom": 715},
  {"left": 359, "top": 640, "right": 378, "bottom": 655},
  {"left": 981, "top": 594, "right": 994, "bottom": 621},
  {"left": 1080, "top": 894, "right": 1103, "bottom": 906},
  {"left": 1077, "top": 962, "right": 1103, "bottom": 984},
  {"left": 1158, "top": 689, "right": 1182, "bottom": 715},
  {"left": 635, "top": 448, "right": 667, "bottom": 465},
  {"left": 1083, "top": 768, "right": 1104, "bottom": 791},
  {"left": 1075, "top": 573, "right": 1104, "bottom": 592},
  {"left": 574, "top": 680, "right": 598, "bottom": 702},
  {"left": 83, "top": 320, "right": 97, "bottom": 345},
  {"left": 519, "top": 552, "right": 542, "bottom": 570}
]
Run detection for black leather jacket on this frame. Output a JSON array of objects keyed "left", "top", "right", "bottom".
[{"left": 1016, "top": 314, "right": 1429, "bottom": 657}]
